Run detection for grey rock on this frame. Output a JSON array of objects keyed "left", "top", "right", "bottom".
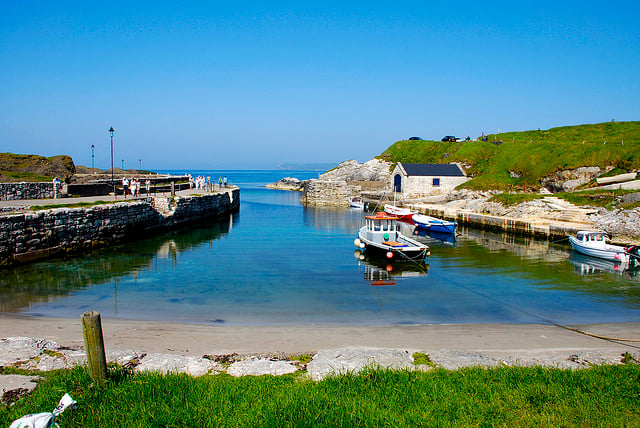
[
  {"left": 0, "top": 337, "right": 59, "bottom": 366},
  {"left": 227, "top": 356, "right": 299, "bottom": 377},
  {"left": 428, "top": 350, "right": 503, "bottom": 370},
  {"left": 307, "top": 347, "right": 414, "bottom": 381},
  {"left": 0, "top": 375, "right": 41, "bottom": 402},
  {"left": 134, "top": 353, "right": 222, "bottom": 376}
]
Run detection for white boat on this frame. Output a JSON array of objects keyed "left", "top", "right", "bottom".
[
  {"left": 568, "top": 231, "right": 636, "bottom": 263},
  {"left": 412, "top": 213, "right": 457, "bottom": 234},
  {"left": 349, "top": 197, "right": 365, "bottom": 209},
  {"left": 355, "top": 212, "right": 429, "bottom": 261},
  {"left": 383, "top": 204, "right": 417, "bottom": 221}
]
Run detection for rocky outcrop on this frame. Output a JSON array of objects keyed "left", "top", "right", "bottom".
[
  {"left": 297, "top": 159, "right": 392, "bottom": 206},
  {"left": 541, "top": 166, "right": 607, "bottom": 192},
  {"left": 592, "top": 207, "right": 640, "bottom": 239},
  {"left": 0, "top": 154, "right": 75, "bottom": 182},
  {"left": 320, "top": 159, "right": 392, "bottom": 182},
  {"left": 266, "top": 177, "right": 305, "bottom": 191}
]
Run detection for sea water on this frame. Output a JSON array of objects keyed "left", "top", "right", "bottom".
[{"left": 0, "top": 170, "right": 639, "bottom": 326}]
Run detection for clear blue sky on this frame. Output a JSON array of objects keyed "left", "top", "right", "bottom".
[{"left": 1, "top": 1, "right": 639, "bottom": 169}]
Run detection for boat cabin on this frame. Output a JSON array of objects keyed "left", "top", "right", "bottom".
[
  {"left": 363, "top": 213, "right": 399, "bottom": 243},
  {"left": 575, "top": 231, "right": 608, "bottom": 245}
]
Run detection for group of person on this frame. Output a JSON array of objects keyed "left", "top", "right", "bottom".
[
  {"left": 189, "top": 174, "right": 210, "bottom": 190},
  {"left": 122, "top": 177, "right": 151, "bottom": 198},
  {"left": 188, "top": 174, "right": 229, "bottom": 190}
]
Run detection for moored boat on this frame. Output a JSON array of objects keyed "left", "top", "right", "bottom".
[
  {"left": 412, "top": 213, "right": 457, "bottom": 234},
  {"left": 349, "top": 197, "right": 365, "bottom": 209},
  {"left": 355, "top": 212, "right": 429, "bottom": 261},
  {"left": 568, "top": 231, "right": 639, "bottom": 263},
  {"left": 383, "top": 204, "right": 417, "bottom": 221}
]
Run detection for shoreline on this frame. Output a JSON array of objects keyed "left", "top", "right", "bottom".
[{"left": 2, "top": 313, "right": 638, "bottom": 356}]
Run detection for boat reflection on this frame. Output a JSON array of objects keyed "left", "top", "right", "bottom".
[
  {"left": 569, "top": 252, "right": 640, "bottom": 278},
  {"left": 409, "top": 225, "right": 457, "bottom": 246},
  {"left": 354, "top": 249, "right": 429, "bottom": 287}
]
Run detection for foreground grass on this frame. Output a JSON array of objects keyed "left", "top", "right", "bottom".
[{"left": 2, "top": 365, "right": 639, "bottom": 426}]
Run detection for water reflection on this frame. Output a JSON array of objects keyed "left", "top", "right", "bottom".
[
  {"left": 0, "top": 213, "right": 236, "bottom": 312},
  {"left": 303, "top": 206, "right": 364, "bottom": 234},
  {"left": 569, "top": 252, "right": 640, "bottom": 279},
  {"left": 354, "top": 251, "right": 430, "bottom": 312}
]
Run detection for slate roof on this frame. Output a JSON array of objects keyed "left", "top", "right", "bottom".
[{"left": 400, "top": 163, "right": 465, "bottom": 177}]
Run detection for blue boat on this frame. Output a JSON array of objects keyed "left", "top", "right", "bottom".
[{"left": 412, "top": 213, "right": 457, "bottom": 234}]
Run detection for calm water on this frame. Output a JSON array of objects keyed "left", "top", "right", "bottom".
[{"left": 1, "top": 170, "right": 639, "bottom": 326}]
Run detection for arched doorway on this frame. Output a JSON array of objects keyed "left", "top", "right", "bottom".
[{"left": 393, "top": 174, "right": 402, "bottom": 193}]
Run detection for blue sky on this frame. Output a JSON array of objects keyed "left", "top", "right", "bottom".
[{"left": 1, "top": 1, "right": 639, "bottom": 169}]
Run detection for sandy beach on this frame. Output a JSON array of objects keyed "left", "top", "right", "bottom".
[{"left": 1, "top": 313, "right": 638, "bottom": 357}]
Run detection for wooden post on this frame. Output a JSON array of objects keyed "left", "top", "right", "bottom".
[
  {"left": 81, "top": 311, "right": 108, "bottom": 385},
  {"left": 171, "top": 181, "right": 175, "bottom": 196}
]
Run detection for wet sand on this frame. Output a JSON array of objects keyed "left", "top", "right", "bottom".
[{"left": 1, "top": 313, "right": 638, "bottom": 356}]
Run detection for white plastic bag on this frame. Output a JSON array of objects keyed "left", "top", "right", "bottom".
[{"left": 10, "top": 393, "right": 77, "bottom": 428}]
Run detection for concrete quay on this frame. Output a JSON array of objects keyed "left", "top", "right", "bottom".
[
  {"left": 0, "top": 187, "right": 240, "bottom": 266},
  {"left": 405, "top": 196, "right": 598, "bottom": 241}
]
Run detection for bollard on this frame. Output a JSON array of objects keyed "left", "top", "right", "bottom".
[{"left": 81, "top": 311, "right": 108, "bottom": 385}]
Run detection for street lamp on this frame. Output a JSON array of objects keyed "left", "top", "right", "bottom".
[
  {"left": 91, "top": 144, "right": 95, "bottom": 172},
  {"left": 109, "top": 127, "right": 115, "bottom": 196},
  {"left": 139, "top": 158, "right": 142, "bottom": 170},
  {"left": 121, "top": 159, "right": 124, "bottom": 170}
]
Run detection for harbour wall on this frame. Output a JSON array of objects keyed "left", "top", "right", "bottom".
[
  {"left": 0, "top": 182, "right": 56, "bottom": 201},
  {"left": 414, "top": 205, "right": 585, "bottom": 240},
  {"left": 0, "top": 188, "right": 239, "bottom": 266},
  {"left": 300, "top": 179, "right": 359, "bottom": 207}
]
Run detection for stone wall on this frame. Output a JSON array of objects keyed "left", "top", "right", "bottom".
[
  {"left": 0, "top": 188, "right": 239, "bottom": 266},
  {"left": 299, "top": 179, "right": 359, "bottom": 207},
  {"left": 399, "top": 175, "right": 470, "bottom": 197},
  {"left": 0, "top": 182, "right": 56, "bottom": 201}
]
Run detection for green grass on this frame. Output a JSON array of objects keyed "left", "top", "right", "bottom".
[
  {"left": 2, "top": 365, "right": 639, "bottom": 426},
  {"left": 380, "top": 121, "right": 640, "bottom": 191},
  {"left": 0, "top": 170, "right": 52, "bottom": 182}
]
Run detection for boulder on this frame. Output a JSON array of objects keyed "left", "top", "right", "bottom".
[{"left": 541, "top": 167, "right": 603, "bottom": 193}]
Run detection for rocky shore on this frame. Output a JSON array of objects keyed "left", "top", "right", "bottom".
[{"left": 267, "top": 159, "right": 640, "bottom": 242}]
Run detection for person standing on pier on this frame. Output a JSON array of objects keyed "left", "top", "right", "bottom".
[
  {"left": 146, "top": 178, "right": 151, "bottom": 196},
  {"left": 122, "top": 177, "right": 129, "bottom": 198},
  {"left": 223, "top": 176, "right": 228, "bottom": 187}
]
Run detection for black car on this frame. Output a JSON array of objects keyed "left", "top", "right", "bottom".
[
  {"left": 441, "top": 136, "right": 456, "bottom": 142},
  {"left": 408, "top": 136, "right": 423, "bottom": 140}
]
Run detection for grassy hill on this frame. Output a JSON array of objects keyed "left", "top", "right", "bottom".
[
  {"left": 0, "top": 153, "right": 75, "bottom": 182},
  {"left": 379, "top": 121, "right": 640, "bottom": 190}
]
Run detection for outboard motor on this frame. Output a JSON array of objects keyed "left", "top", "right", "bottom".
[{"left": 626, "top": 246, "right": 640, "bottom": 267}]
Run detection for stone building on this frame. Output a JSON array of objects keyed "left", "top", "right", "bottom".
[{"left": 390, "top": 163, "right": 469, "bottom": 197}]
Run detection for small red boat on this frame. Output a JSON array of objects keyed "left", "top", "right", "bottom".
[{"left": 383, "top": 204, "right": 417, "bottom": 221}]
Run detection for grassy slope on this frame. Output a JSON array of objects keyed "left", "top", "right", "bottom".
[
  {"left": 0, "top": 153, "right": 75, "bottom": 182},
  {"left": 1, "top": 365, "right": 639, "bottom": 426},
  {"left": 379, "top": 121, "right": 640, "bottom": 191}
]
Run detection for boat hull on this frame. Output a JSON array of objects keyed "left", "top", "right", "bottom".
[
  {"left": 358, "top": 227, "right": 429, "bottom": 261},
  {"left": 412, "top": 214, "right": 457, "bottom": 234},
  {"left": 569, "top": 236, "right": 630, "bottom": 263},
  {"left": 384, "top": 204, "right": 416, "bottom": 221}
]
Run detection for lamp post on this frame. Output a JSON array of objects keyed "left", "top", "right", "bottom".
[
  {"left": 139, "top": 158, "right": 142, "bottom": 170},
  {"left": 91, "top": 144, "right": 95, "bottom": 172},
  {"left": 121, "top": 159, "right": 124, "bottom": 170},
  {"left": 109, "top": 127, "right": 114, "bottom": 196}
]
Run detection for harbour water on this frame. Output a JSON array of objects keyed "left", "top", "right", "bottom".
[{"left": 1, "top": 170, "right": 639, "bottom": 326}]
